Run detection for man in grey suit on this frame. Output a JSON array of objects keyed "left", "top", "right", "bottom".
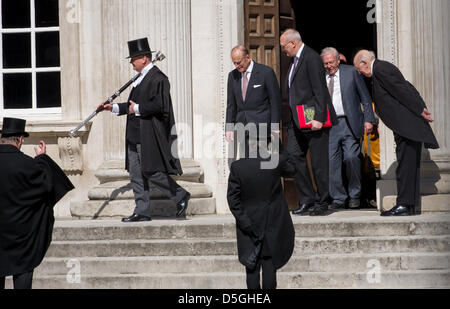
[
  {"left": 226, "top": 45, "right": 281, "bottom": 157},
  {"left": 321, "top": 47, "right": 375, "bottom": 209}
]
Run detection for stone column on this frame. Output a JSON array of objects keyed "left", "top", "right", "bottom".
[
  {"left": 101, "top": 0, "right": 193, "bottom": 161},
  {"left": 378, "top": 0, "right": 450, "bottom": 212}
]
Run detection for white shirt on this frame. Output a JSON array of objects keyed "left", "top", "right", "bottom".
[
  {"left": 370, "top": 59, "right": 375, "bottom": 76},
  {"left": 112, "top": 62, "right": 155, "bottom": 116},
  {"left": 327, "top": 69, "right": 345, "bottom": 117},
  {"left": 242, "top": 60, "right": 254, "bottom": 87},
  {"left": 288, "top": 43, "right": 305, "bottom": 88}
]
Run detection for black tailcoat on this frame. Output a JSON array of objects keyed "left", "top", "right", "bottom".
[
  {"left": 227, "top": 154, "right": 295, "bottom": 269},
  {"left": 0, "top": 145, "right": 74, "bottom": 277},
  {"left": 118, "top": 66, "right": 183, "bottom": 175}
]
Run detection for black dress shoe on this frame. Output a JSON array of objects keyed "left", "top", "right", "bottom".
[
  {"left": 348, "top": 198, "right": 360, "bottom": 209},
  {"left": 176, "top": 192, "right": 191, "bottom": 218},
  {"left": 121, "top": 213, "right": 152, "bottom": 222},
  {"left": 310, "top": 205, "right": 330, "bottom": 216},
  {"left": 329, "top": 202, "right": 344, "bottom": 210},
  {"left": 380, "top": 205, "right": 413, "bottom": 216},
  {"left": 292, "top": 203, "right": 314, "bottom": 216}
]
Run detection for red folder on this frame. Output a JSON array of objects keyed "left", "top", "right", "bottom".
[{"left": 297, "top": 105, "right": 332, "bottom": 129}]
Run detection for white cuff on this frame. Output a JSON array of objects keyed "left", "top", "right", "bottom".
[
  {"left": 111, "top": 104, "right": 120, "bottom": 115},
  {"left": 134, "top": 104, "right": 140, "bottom": 116}
]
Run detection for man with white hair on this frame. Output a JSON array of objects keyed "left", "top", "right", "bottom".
[
  {"left": 321, "top": 47, "right": 375, "bottom": 210},
  {"left": 353, "top": 50, "right": 439, "bottom": 216}
]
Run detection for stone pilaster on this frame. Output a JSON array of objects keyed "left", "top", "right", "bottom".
[{"left": 378, "top": 0, "right": 450, "bottom": 212}]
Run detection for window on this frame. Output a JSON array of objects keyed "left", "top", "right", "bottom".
[{"left": 0, "top": 0, "right": 61, "bottom": 119}]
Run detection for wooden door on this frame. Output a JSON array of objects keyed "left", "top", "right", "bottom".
[{"left": 244, "top": 0, "right": 280, "bottom": 80}]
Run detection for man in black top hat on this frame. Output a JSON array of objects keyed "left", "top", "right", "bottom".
[
  {"left": 98, "top": 37, "right": 190, "bottom": 222},
  {"left": 0, "top": 117, "right": 74, "bottom": 289}
]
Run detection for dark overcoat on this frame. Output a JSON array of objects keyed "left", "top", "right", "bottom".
[
  {"left": 227, "top": 154, "right": 295, "bottom": 270},
  {"left": 118, "top": 66, "right": 183, "bottom": 175},
  {"left": 372, "top": 59, "right": 439, "bottom": 149},
  {"left": 0, "top": 145, "right": 74, "bottom": 277}
]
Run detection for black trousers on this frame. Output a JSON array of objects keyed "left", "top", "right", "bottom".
[
  {"left": 0, "top": 271, "right": 34, "bottom": 289},
  {"left": 394, "top": 133, "right": 422, "bottom": 212},
  {"left": 246, "top": 257, "right": 277, "bottom": 289},
  {"left": 287, "top": 122, "right": 330, "bottom": 207}
]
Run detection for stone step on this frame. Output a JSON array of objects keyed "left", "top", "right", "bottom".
[
  {"left": 87, "top": 181, "right": 212, "bottom": 200},
  {"left": 52, "top": 214, "right": 450, "bottom": 241},
  {"left": 10, "top": 270, "right": 450, "bottom": 289},
  {"left": 45, "top": 235, "right": 450, "bottom": 258},
  {"left": 70, "top": 197, "right": 216, "bottom": 219},
  {"left": 95, "top": 159, "right": 203, "bottom": 184},
  {"left": 35, "top": 252, "right": 450, "bottom": 276}
]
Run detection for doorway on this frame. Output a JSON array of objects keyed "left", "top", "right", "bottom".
[{"left": 279, "top": 0, "right": 378, "bottom": 208}]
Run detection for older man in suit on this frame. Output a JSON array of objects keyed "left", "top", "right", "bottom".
[
  {"left": 280, "top": 29, "right": 337, "bottom": 216},
  {"left": 321, "top": 47, "right": 375, "bottom": 210},
  {"left": 353, "top": 50, "right": 439, "bottom": 216},
  {"left": 225, "top": 45, "right": 282, "bottom": 157}
]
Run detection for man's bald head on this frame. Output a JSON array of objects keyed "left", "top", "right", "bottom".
[{"left": 353, "top": 50, "right": 376, "bottom": 77}]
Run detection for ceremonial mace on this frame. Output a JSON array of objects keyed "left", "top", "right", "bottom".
[{"left": 69, "top": 51, "right": 166, "bottom": 137}]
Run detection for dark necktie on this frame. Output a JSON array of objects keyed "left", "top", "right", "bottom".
[
  {"left": 328, "top": 74, "right": 335, "bottom": 102},
  {"left": 289, "top": 56, "right": 299, "bottom": 87}
]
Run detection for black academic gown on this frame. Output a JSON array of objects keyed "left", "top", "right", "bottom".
[
  {"left": 0, "top": 145, "right": 74, "bottom": 277},
  {"left": 118, "top": 66, "right": 183, "bottom": 176},
  {"left": 227, "top": 154, "right": 295, "bottom": 270}
]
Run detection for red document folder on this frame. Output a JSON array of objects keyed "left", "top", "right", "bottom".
[{"left": 297, "top": 105, "right": 332, "bottom": 129}]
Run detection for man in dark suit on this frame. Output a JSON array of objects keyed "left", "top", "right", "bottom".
[
  {"left": 353, "top": 50, "right": 439, "bottom": 216},
  {"left": 280, "top": 29, "right": 337, "bottom": 216},
  {"left": 99, "top": 38, "right": 190, "bottom": 222},
  {"left": 227, "top": 138, "right": 295, "bottom": 289},
  {"left": 225, "top": 45, "right": 282, "bottom": 157},
  {"left": 321, "top": 47, "right": 375, "bottom": 210},
  {"left": 0, "top": 118, "right": 74, "bottom": 289}
]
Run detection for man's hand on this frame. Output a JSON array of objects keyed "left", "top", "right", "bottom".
[
  {"left": 364, "top": 122, "right": 373, "bottom": 134},
  {"left": 97, "top": 102, "right": 113, "bottom": 112},
  {"left": 421, "top": 108, "right": 434, "bottom": 122},
  {"left": 309, "top": 120, "right": 323, "bottom": 131},
  {"left": 129, "top": 100, "right": 137, "bottom": 114},
  {"left": 225, "top": 131, "right": 234, "bottom": 143},
  {"left": 34, "top": 141, "right": 46, "bottom": 156}
]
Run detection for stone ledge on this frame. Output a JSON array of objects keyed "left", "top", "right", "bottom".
[{"left": 383, "top": 194, "right": 450, "bottom": 213}]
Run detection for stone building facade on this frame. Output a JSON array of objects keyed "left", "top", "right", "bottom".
[{"left": 1, "top": 0, "right": 448, "bottom": 218}]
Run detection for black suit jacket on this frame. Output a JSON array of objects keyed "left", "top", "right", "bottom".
[
  {"left": 372, "top": 60, "right": 439, "bottom": 149},
  {"left": 118, "top": 66, "right": 183, "bottom": 175},
  {"left": 0, "top": 146, "right": 74, "bottom": 277},
  {"left": 226, "top": 62, "right": 281, "bottom": 132},
  {"left": 227, "top": 154, "right": 295, "bottom": 269},
  {"left": 337, "top": 64, "right": 375, "bottom": 139},
  {"left": 287, "top": 45, "right": 337, "bottom": 128}
]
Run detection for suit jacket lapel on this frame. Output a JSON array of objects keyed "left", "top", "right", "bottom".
[
  {"left": 339, "top": 67, "right": 348, "bottom": 113},
  {"left": 290, "top": 45, "right": 307, "bottom": 84}
]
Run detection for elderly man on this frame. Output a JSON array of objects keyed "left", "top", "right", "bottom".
[
  {"left": 99, "top": 37, "right": 190, "bottom": 222},
  {"left": 280, "top": 29, "right": 337, "bottom": 216},
  {"left": 0, "top": 117, "right": 74, "bottom": 289},
  {"left": 225, "top": 45, "right": 282, "bottom": 157},
  {"left": 353, "top": 50, "right": 439, "bottom": 216},
  {"left": 321, "top": 47, "right": 375, "bottom": 210}
]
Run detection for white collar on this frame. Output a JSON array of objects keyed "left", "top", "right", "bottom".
[
  {"left": 133, "top": 63, "right": 154, "bottom": 87},
  {"left": 370, "top": 59, "right": 375, "bottom": 76},
  {"left": 244, "top": 60, "right": 254, "bottom": 75},
  {"left": 296, "top": 43, "right": 305, "bottom": 59}
]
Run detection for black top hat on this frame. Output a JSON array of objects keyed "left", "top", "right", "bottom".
[
  {"left": 126, "top": 37, "right": 156, "bottom": 59},
  {"left": 0, "top": 117, "right": 29, "bottom": 138}
]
